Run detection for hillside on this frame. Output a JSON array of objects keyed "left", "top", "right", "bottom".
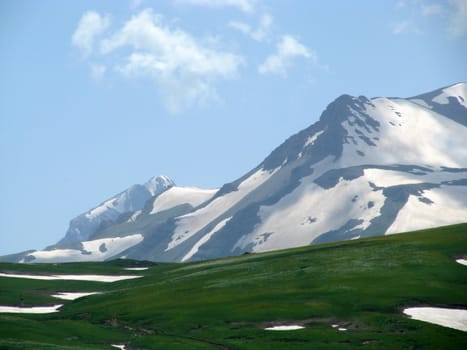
[{"left": 1, "top": 224, "right": 466, "bottom": 349}]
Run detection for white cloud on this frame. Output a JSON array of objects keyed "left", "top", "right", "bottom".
[
  {"left": 72, "top": 11, "right": 111, "bottom": 56},
  {"left": 176, "top": 0, "right": 255, "bottom": 13},
  {"left": 84, "top": 9, "right": 243, "bottom": 112},
  {"left": 420, "top": 3, "right": 443, "bottom": 16},
  {"left": 258, "top": 35, "right": 316, "bottom": 76},
  {"left": 447, "top": 0, "right": 467, "bottom": 37},
  {"left": 229, "top": 13, "right": 273, "bottom": 41}
]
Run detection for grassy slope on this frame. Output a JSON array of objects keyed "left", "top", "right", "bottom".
[{"left": 0, "top": 224, "right": 466, "bottom": 349}]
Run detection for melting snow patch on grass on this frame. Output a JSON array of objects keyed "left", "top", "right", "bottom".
[
  {"left": 403, "top": 307, "right": 467, "bottom": 332},
  {"left": 264, "top": 325, "right": 305, "bottom": 331},
  {"left": 0, "top": 272, "right": 143, "bottom": 283},
  {"left": 456, "top": 258, "right": 467, "bottom": 266},
  {"left": 51, "top": 292, "right": 101, "bottom": 300},
  {"left": 0, "top": 304, "right": 63, "bottom": 314},
  {"left": 123, "top": 267, "right": 149, "bottom": 271},
  {"left": 111, "top": 345, "right": 127, "bottom": 350}
]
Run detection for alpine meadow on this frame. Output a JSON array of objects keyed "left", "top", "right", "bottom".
[{"left": 1, "top": 1, "right": 467, "bottom": 349}]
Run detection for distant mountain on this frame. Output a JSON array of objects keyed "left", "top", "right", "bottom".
[
  {"left": 57, "top": 175, "right": 174, "bottom": 244},
  {"left": 3, "top": 83, "right": 467, "bottom": 263}
]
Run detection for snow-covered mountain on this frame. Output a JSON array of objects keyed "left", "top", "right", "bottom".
[
  {"left": 3, "top": 83, "right": 467, "bottom": 263},
  {"left": 57, "top": 175, "right": 174, "bottom": 244}
]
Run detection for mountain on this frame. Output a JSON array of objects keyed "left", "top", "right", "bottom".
[
  {"left": 3, "top": 83, "right": 467, "bottom": 263},
  {"left": 57, "top": 175, "right": 174, "bottom": 245}
]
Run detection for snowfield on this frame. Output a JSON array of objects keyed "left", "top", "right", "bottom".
[
  {"left": 403, "top": 307, "right": 467, "bottom": 332},
  {"left": 0, "top": 272, "right": 143, "bottom": 283},
  {"left": 429, "top": 82, "right": 467, "bottom": 108},
  {"left": 150, "top": 186, "right": 217, "bottom": 215},
  {"left": 386, "top": 185, "right": 467, "bottom": 234},
  {"left": 22, "top": 234, "right": 144, "bottom": 263},
  {"left": 0, "top": 304, "right": 63, "bottom": 314},
  {"left": 456, "top": 259, "right": 467, "bottom": 266}
]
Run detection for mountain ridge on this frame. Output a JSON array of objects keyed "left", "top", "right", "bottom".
[{"left": 2, "top": 83, "right": 466, "bottom": 263}]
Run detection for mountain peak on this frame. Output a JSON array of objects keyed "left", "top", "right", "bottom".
[
  {"left": 5, "top": 84, "right": 467, "bottom": 264},
  {"left": 144, "top": 175, "right": 175, "bottom": 196}
]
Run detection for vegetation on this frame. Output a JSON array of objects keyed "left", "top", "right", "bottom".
[{"left": 1, "top": 224, "right": 466, "bottom": 349}]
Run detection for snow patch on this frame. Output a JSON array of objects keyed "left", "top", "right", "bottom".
[
  {"left": 0, "top": 272, "right": 142, "bottom": 283},
  {"left": 123, "top": 267, "right": 149, "bottom": 271},
  {"left": 304, "top": 130, "right": 324, "bottom": 147},
  {"left": 51, "top": 292, "right": 101, "bottom": 300},
  {"left": 24, "top": 234, "right": 144, "bottom": 263},
  {"left": 403, "top": 307, "right": 467, "bottom": 332},
  {"left": 0, "top": 304, "right": 63, "bottom": 314},
  {"left": 387, "top": 186, "right": 467, "bottom": 234},
  {"left": 150, "top": 186, "right": 217, "bottom": 215},
  {"left": 264, "top": 325, "right": 305, "bottom": 331},
  {"left": 128, "top": 210, "right": 142, "bottom": 222},
  {"left": 111, "top": 344, "right": 127, "bottom": 350},
  {"left": 181, "top": 217, "right": 232, "bottom": 262},
  {"left": 364, "top": 168, "right": 466, "bottom": 188},
  {"left": 432, "top": 83, "right": 467, "bottom": 107},
  {"left": 456, "top": 259, "right": 467, "bottom": 266}
]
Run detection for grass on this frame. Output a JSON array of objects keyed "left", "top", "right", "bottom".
[{"left": 0, "top": 224, "right": 466, "bottom": 349}]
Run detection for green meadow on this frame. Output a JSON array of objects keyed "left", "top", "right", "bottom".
[{"left": 1, "top": 224, "right": 466, "bottom": 349}]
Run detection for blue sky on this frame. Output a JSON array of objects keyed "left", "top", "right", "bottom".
[{"left": 1, "top": 0, "right": 466, "bottom": 255}]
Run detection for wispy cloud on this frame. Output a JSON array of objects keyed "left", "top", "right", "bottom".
[
  {"left": 72, "top": 11, "right": 111, "bottom": 56},
  {"left": 447, "top": 0, "right": 467, "bottom": 37},
  {"left": 258, "top": 35, "right": 316, "bottom": 77},
  {"left": 392, "top": 20, "right": 411, "bottom": 34},
  {"left": 73, "top": 9, "right": 244, "bottom": 113},
  {"left": 394, "top": 0, "right": 467, "bottom": 37},
  {"left": 229, "top": 13, "right": 272, "bottom": 41},
  {"left": 175, "top": 0, "right": 256, "bottom": 13},
  {"left": 420, "top": 3, "right": 443, "bottom": 16}
]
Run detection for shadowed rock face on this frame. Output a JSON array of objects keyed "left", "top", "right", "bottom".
[{"left": 3, "top": 84, "right": 466, "bottom": 264}]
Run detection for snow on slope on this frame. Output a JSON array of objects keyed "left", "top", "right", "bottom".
[
  {"left": 51, "top": 292, "right": 101, "bottom": 300},
  {"left": 150, "top": 186, "right": 217, "bottom": 215},
  {"left": 0, "top": 305, "right": 63, "bottom": 314},
  {"left": 0, "top": 272, "right": 142, "bottom": 282},
  {"left": 338, "top": 97, "right": 467, "bottom": 168},
  {"left": 166, "top": 168, "right": 278, "bottom": 251},
  {"left": 387, "top": 185, "right": 467, "bottom": 234},
  {"left": 60, "top": 176, "right": 174, "bottom": 244},
  {"left": 230, "top": 86, "right": 467, "bottom": 255},
  {"left": 23, "top": 234, "right": 143, "bottom": 263},
  {"left": 181, "top": 217, "right": 232, "bottom": 262},
  {"left": 144, "top": 175, "right": 174, "bottom": 196},
  {"left": 431, "top": 83, "right": 467, "bottom": 107},
  {"left": 235, "top": 162, "right": 386, "bottom": 252},
  {"left": 404, "top": 307, "right": 467, "bottom": 332}
]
